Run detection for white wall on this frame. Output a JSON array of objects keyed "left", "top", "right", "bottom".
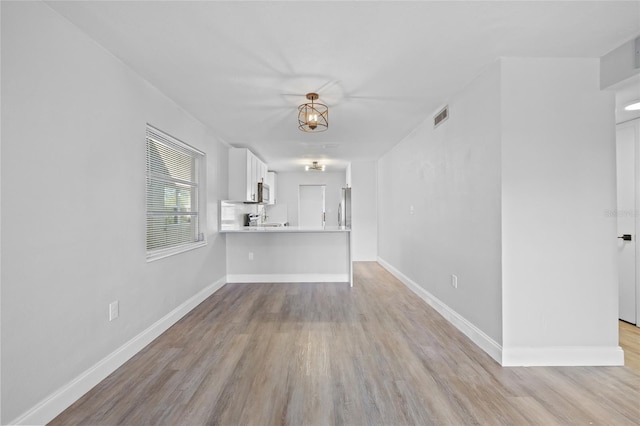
[
  {"left": 501, "top": 58, "right": 619, "bottom": 364},
  {"left": 378, "top": 61, "right": 503, "bottom": 345},
  {"left": 350, "top": 161, "right": 378, "bottom": 261},
  {"left": 378, "top": 56, "right": 621, "bottom": 366},
  {"left": 276, "top": 171, "right": 346, "bottom": 227},
  {"left": 1, "top": 2, "right": 228, "bottom": 423},
  {"left": 0, "top": 1, "right": 3, "bottom": 420}
]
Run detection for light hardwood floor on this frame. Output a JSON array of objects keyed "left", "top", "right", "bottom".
[
  {"left": 620, "top": 319, "right": 640, "bottom": 374},
  {"left": 52, "top": 262, "right": 640, "bottom": 425}
]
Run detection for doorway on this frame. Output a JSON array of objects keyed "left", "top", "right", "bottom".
[
  {"left": 299, "top": 184, "right": 325, "bottom": 228},
  {"left": 616, "top": 119, "right": 640, "bottom": 325}
]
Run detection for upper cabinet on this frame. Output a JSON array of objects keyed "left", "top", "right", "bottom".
[
  {"left": 266, "top": 171, "right": 277, "bottom": 205},
  {"left": 228, "top": 148, "right": 268, "bottom": 202},
  {"left": 260, "top": 162, "right": 268, "bottom": 186}
]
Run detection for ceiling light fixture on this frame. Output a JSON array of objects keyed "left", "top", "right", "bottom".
[
  {"left": 298, "top": 93, "right": 328, "bottom": 132},
  {"left": 624, "top": 100, "right": 640, "bottom": 111},
  {"left": 305, "top": 161, "right": 325, "bottom": 171}
]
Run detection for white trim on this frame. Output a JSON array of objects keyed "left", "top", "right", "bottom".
[
  {"left": 146, "top": 124, "right": 205, "bottom": 156},
  {"left": 502, "top": 346, "right": 624, "bottom": 367},
  {"left": 146, "top": 240, "right": 207, "bottom": 262},
  {"left": 377, "top": 257, "right": 503, "bottom": 364},
  {"left": 226, "top": 273, "right": 349, "bottom": 283},
  {"left": 9, "top": 276, "right": 227, "bottom": 426}
]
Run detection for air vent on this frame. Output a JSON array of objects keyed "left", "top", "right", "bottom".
[{"left": 434, "top": 106, "right": 449, "bottom": 128}]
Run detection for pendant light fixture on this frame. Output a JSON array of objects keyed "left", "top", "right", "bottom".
[{"left": 298, "top": 93, "right": 328, "bottom": 132}]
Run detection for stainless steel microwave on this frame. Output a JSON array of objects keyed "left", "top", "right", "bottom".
[{"left": 257, "top": 182, "right": 270, "bottom": 204}]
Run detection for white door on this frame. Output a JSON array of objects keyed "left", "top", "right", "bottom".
[
  {"left": 299, "top": 185, "right": 325, "bottom": 228},
  {"left": 617, "top": 123, "right": 637, "bottom": 324}
]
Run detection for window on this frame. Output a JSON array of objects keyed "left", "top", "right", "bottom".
[{"left": 146, "top": 125, "right": 206, "bottom": 261}]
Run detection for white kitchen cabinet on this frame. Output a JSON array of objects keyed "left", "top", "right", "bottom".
[
  {"left": 258, "top": 158, "right": 268, "bottom": 185},
  {"left": 257, "top": 155, "right": 268, "bottom": 183},
  {"left": 250, "top": 154, "right": 258, "bottom": 195},
  {"left": 228, "top": 147, "right": 268, "bottom": 202},
  {"left": 266, "top": 171, "right": 277, "bottom": 204}
]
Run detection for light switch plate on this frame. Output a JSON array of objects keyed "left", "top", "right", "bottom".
[{"left": 109, "top": 301, "right": 119, "bottom": 321}]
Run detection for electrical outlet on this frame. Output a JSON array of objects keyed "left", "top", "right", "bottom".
[
  {"left": 410, "top": 205, "right": 415, "bottom": 215},
  {"left": 109, "top": 301, "right": 119, "bottom": 321},
  {"left": 451, "top": 274, "right": 458, "bottom": 289},
  {"left": 248, "top": 252, "right": 254, "bottom": 261}
]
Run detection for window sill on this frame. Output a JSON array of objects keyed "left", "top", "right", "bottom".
[{"left": 146, "top": 240, "right": 207, "bottom": 262}]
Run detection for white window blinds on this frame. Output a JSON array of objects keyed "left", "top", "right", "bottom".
[{"left": 146, "top": 125, "right": 205, "bottom": 258}]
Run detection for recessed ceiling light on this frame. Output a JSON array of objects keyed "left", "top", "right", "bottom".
[{"left": 624, "top": 101, "right": 640, "bottom": 111}]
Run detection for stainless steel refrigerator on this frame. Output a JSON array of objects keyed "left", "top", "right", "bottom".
[{"left": 338, "top": 187, "right": 352, "bottom": 228}]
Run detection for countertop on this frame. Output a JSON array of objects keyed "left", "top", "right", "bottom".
[{"left": 220, "top": 225, "right": 351, "bottom": 234}]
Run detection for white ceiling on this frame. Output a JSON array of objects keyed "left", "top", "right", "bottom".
[{"left": 46, "top": 1, "right": 640, "bottom": 171}]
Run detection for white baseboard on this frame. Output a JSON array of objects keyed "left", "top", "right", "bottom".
[
  {"left": 502, "top": 346, "right": 625, "bottom": 367},
  {"left": 9, "top": 277, "right": 227, "bottom": 426},
  {"left": 377, "top": 258, "right": 626, "bottom": 367},
  {"left": 226, "top": 273, "right": 349, "bottom": 283},
  {"left": 377, "top": 257, "right": 503, "bottom": 364}
]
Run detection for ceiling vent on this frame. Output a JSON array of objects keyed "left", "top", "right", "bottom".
[{"left": 434, "top": 106, "right": 449, "bottom": 128}]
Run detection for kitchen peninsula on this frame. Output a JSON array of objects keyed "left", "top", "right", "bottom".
[
  {"left": 221, "top": 225, "right": 353, "bottom": 286},
  {"left": 221, "top": 147, "right": 352, "bottom": 286}
]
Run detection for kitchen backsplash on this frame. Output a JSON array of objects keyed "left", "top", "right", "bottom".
[{"left": 220, "top": 201, "right": 287, "bottom": 230}]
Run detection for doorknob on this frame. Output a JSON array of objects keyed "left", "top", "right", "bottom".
[{"left": 618, "top": 234, "right": 633, "bottom": 241}]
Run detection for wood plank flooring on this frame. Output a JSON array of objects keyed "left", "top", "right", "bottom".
[
  {"left": 51, "top": 262, "right": 640, "bottom": 425},
  {"left": 620, "top": 319, "right": 640, "bottom": 374}
]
